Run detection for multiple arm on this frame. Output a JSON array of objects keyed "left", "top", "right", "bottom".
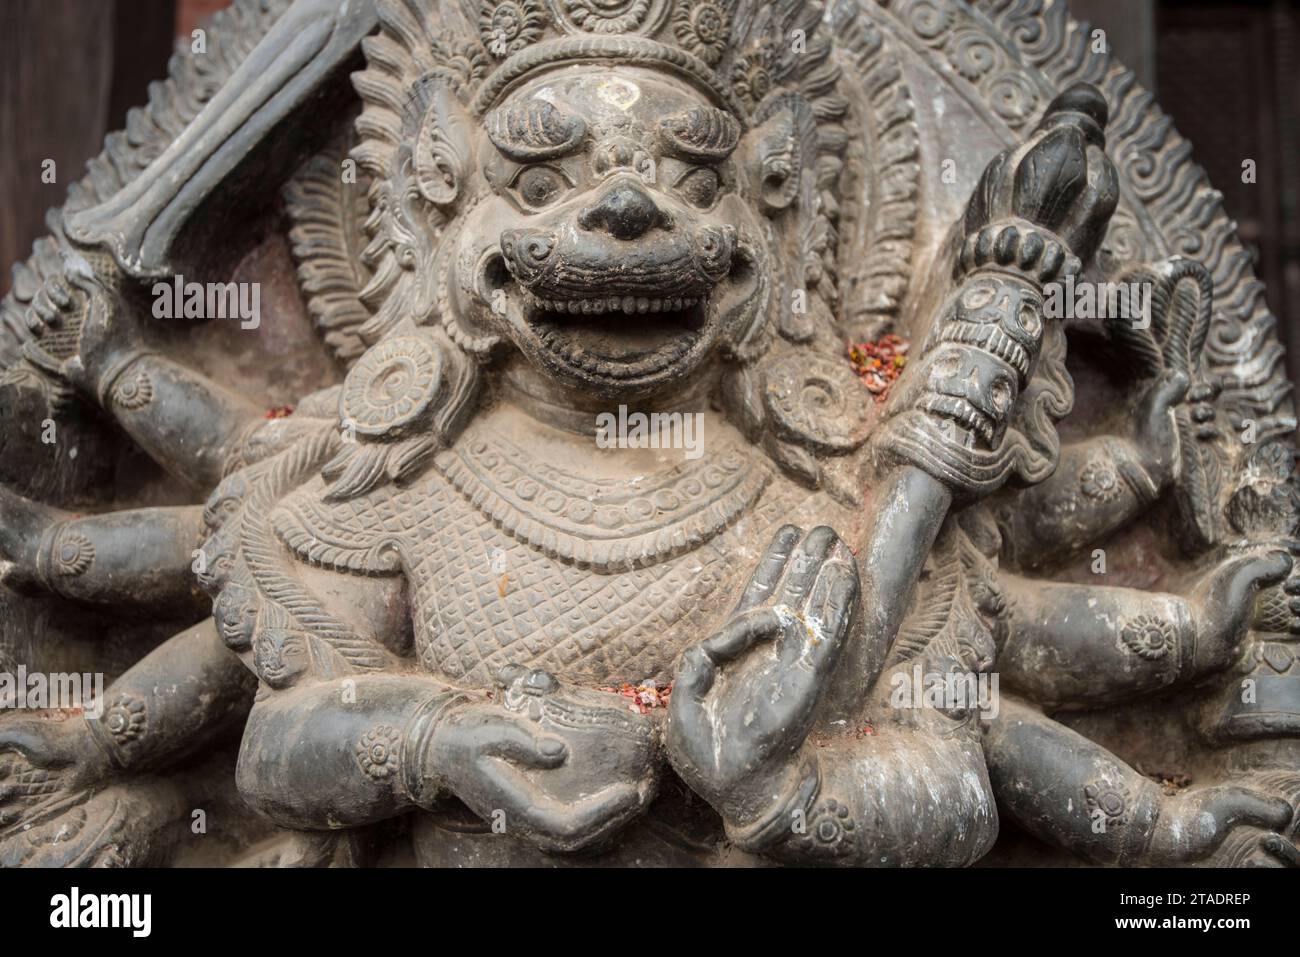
[
  {"left": 0, "top": 620, "right": 254, "bottom": 813},
  {"left": 985, "top": 697, "right": 1297, "bottom": 865},
  {"left": 0, "top": 484, "right": 208, "bottom": 612},
  {"left": 994, "top": 372, "right": 1187, "bottom": 569},
  {"left": 663, "top": 83, "right": 1130, "bottom": 865},
  {"left": 0, "top": 619, "right": 255, "bottom": 866},
  {"left": 997, "top": 551, "right": 1290, "bottom": 708}
]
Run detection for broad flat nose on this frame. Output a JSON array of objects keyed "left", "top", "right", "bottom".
[{"left": 578, "top": 182, "right": 667, "bottom": 240}]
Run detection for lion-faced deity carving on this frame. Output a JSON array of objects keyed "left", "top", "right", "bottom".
[{"left": 0, "top": 0, "right": 1298, "bottom": 870}]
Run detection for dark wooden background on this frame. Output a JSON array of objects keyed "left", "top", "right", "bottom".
[
  {"left": 0, "top": 0, "right": 175, "bottom": 297},
  {"left": 2, "top": 0, "right": 1298, "bottom": 383}
]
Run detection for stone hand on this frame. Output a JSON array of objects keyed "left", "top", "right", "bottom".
[
  {"left": 880, "top": 86, "right": 1118, "bottom": 488},
  {"left": 666, "top": 525, "right": 859, "bottom": 828},
  {"left": 0, "top": 710, "right": 116, "bottom": 843},
  {"left": 1128, "top": 369, "right": 1190, "bottom": 489},
  {"left": 1, "top": 739, "right": 185, "bottom": 866},
  {"left": 1148, "top": 785, "right": 1296, "bottom": 865},
  {"left": 960, "top": 83, "right": 1119, "bottom": 277},
  {"left": 428, "top": 668, "right": 660, "bottom": 854},
  {"left": 20, "top": 253, "right": 142, "bottom": 402},
  {"left": 1191, "top": 548, "right": 1293, "bottom": 674}
]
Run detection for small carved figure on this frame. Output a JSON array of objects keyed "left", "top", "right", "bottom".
[{"left": 0, "top": 0, "right": 1296, "bottom": 867}]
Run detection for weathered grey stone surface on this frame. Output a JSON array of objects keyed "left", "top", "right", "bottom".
[{"left": 0, "top": 0, "right": 1297, "bottom": 867}]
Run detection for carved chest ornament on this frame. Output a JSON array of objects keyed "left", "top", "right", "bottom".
[
  {"left": 432, "top": 427, "right": 769, "bottom": 571},
  {"left": 1, "top": 0, "right": 1299, "bottom": 872},
  {"left": 273, "top": 423, "right": 769, "bottom": 575}
]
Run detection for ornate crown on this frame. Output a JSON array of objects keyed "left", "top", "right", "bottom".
[
  {"left": 352, "top": 0, "right": 847, "bottom": 182},
  {"left": 362, "top": 0, "right": 836, "bottom": 121}
]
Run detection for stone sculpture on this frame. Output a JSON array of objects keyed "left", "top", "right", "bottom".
[{"left": 0, "top": 0, "right": 1296, "bottom": 867}]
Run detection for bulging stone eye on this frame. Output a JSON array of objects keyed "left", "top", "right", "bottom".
[
  {"left": 961, "top": 280, "right": 998, "bottom": 311},
  {"left": 513, "top": 165, "right": 567, "bottom": 209},
  {"left": 1018, "top": 301, "right": 1042, "bottom": 338},
  {"left": 990, "top": 375, "right": 1013, "bottom": 413},
  {"left": 930, "top": 352, "right": 963, "bottom": 380},
  {"left": 677, "top": 167, "right": 720, "bottom": 208}
]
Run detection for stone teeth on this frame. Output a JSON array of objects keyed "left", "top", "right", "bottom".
[{"left": 532, "top": 294, "right": 706, "bottom": 317}]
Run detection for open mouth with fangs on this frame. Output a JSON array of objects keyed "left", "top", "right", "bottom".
[
  {"left": 919, "top": 393, "right": 998, "bottom": 449},
  {"left": 521, "top": 289, "right": 711, "bottom": 380}
]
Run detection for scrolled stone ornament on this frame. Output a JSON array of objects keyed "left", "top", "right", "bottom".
[
  {"left": 339, "top": 333, "right": 444, "bottom": 437},
  {"left": 762, "top": 353, "right": 873, "bottom": 454},
  {"left": 554, "top": 0, "right": 666, "bottom": 36},
  {"left": 671, "top": 0, "right": 730, "bottom": 65},
  {"left": 480, "top": 0, "right": 548, "bottom": 58},
  {"left": 1, "top": 0, "right": 1298, "bottom": 869}
]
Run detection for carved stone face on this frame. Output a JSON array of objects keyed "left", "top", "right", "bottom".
[
  {"left": 253, "top": 628, "right": 311, "bottom": 689},
  {"left": 213, "top": 583, "right": 257, "bottom": 651},
  {"left": 914, "top": 345, "right": 1018, "bottom": 449},
  {"left": 452, "top": 68, "right": 764, "bottom": 399},
  {"left": 904, "top": 275, "right": 1045, "bottom": 450}
]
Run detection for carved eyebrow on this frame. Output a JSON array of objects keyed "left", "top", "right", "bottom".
[
  {"left": 658, "top": 108, "right": 741, "bottom": 162},
  {"left": 485, "top": 101, "right": 587, "bottom": 162}
]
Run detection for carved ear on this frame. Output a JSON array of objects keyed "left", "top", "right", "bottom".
[
  {"left": 746, "top": 94, "right": 817, "bottom": 215},
  {"left": 414, "top": 81, "right": 474, "bottom": 207}
]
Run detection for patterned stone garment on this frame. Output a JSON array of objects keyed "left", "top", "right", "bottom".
[{"left": 0, "top": 0, "right": 1296, "bottom": 868}]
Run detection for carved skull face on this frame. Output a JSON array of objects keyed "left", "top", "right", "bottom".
[
  {"left": 451, "top": 68, "right": 764, "bottom": 399},
  {"left": 914, "top": 345, "right": 1018, "bottom": 449},
  {"left": 907, "top": 275, "right": 1044, "bottom": 450}
]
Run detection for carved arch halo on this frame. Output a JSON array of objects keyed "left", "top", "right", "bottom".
[
  {"left": 0, "top": 0, "right": 1289, "bottom": 465},
  {"left": 0, "top": 0, "right": 1293, "bottom": 871},
  {"left": 873, "top": 0, "right": 1293, "bottom": 446}
]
